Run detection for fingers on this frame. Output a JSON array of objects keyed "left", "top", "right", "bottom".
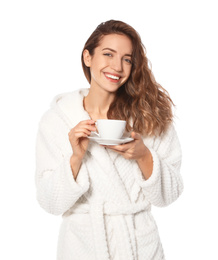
[
  {"left": 73, "top": 131, "right": 90, "bottom": 139},
  {"left": 76, "top": 120, "right": 96, "bottom": 132},
  {"left": 131, "top": 131, "right": 141, "bottom": 140},
  {"left": 106, "top": 145, "right": 132, "bottom": 160},
  {"left": 105, "top": 133, "right": 143, "bottom": 160},
  {"left": 74, "top": 125, "right": 95, "bottom": 136},
  {"left": 106, "top": 142, "right": 133, "bottom": 152},
  {"left": 69, "top": 120, "right": 96, "bottom": 137},
  {"left": 80, "top": 119, "right": 96, "bottom": 126}
]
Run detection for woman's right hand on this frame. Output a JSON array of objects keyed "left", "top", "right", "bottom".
[{"left": 68, "top": 120, "right": 96, "bottom": 160}]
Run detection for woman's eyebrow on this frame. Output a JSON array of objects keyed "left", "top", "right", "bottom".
[{"left": 102, "top": 48, "right": 132, "bottom": 57}]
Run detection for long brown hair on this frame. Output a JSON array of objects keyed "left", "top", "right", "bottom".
[{"left": 81, "top": 20, "right": 174, "bottom": 136}]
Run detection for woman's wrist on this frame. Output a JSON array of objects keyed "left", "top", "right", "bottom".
[
  {"left": 70, "top": 154, "right": 83, "bottom": 180},
  {"left": 136, "top": 148, "right": 153, "bottom": 180}
]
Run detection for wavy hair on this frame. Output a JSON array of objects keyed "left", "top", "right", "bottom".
[{"left": 81, "top": 20, "right": 174, "bottom": 136}]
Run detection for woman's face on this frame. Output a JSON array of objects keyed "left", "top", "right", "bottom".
[{"left": 83, "top": 34, "right": 133, "bottom": 94}]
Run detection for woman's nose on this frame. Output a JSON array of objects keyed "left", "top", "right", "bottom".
[{"left": 111, "top": 57, "right": 123, "bottom": 72}]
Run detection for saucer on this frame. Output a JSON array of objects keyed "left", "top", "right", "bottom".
[{"left": 88, "top": 136, "right": 134, "bottom": 146}]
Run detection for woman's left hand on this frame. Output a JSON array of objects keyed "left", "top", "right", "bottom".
[
  {"left": 105, "top": 132, "right": 148, "bottom": 160},
  {"left": 105, "top": 132, "right": 153, "bottom": 179}
]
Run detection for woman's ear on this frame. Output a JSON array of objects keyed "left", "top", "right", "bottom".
[{"left": 83, "top": 49, "right": 92, "bottom": 67}]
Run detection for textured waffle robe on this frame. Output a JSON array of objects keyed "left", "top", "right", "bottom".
[{"left": 35, "top": 88, "right": 183, "bottom": 260}]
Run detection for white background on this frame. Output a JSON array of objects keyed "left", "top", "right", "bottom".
[{"left": 0, "top": 0, "right": 217, "bottom": 259}]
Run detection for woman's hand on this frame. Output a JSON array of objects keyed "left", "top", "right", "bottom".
[
  {"left": 105, "top": 132, "right": 147, "bottom": 160},
  {"left": 105, "top": 132, "right": 153, "bottom": 180},
  {"left": 68, "top": 119, "right": 96, "bottom": 160}
]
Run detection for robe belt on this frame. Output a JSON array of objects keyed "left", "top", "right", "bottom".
[
  {"left": 69, "top": 200, "right": 151, "bottom": 215},
  {"left": 67, "top": 201, "right": 151, "bottom": 260}
]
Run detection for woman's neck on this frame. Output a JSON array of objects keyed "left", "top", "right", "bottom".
[{"left": 83, "top": 87, "right": 115, "bottom": 121}]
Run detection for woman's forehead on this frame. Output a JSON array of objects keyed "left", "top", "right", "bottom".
[{"left": 97, "top": 34, "right": 133, "bottom": 53}]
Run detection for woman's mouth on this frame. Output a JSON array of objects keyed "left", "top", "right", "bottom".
[{"left": 104, "top": 73, "right": 121, "bottom": 82}]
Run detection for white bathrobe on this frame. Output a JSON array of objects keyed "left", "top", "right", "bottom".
[{"left": 35, "top": 88, "right": 183, "bottom": 260}]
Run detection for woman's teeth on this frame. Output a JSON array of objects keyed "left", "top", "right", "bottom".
[{"left": 105, "top": 74, "right": 120, "bottom": 80}]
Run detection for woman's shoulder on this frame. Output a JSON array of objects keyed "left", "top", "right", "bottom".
[
  {"left": 38, "top": 88, "right": 90, "bottom": 130},
  {"left": 142, "top": 122, "right": 179, "bottom": 148},
  {"left": 50, "top": 88, "right": 89, "bottom": 109},
  {"left": 153, "top": 122, "right": 181, "bottom": 155}
]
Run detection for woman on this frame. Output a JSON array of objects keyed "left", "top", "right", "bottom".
[{"left": 35, "top": 20, "right": 183, "bottom": 260}]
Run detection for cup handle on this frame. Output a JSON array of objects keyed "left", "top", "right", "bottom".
[
  {"left": 91, "top": 122, "right": 99, "bottom": 137},
  {"left": 92, "top": 131, "right": 100, "bottom": 137}
]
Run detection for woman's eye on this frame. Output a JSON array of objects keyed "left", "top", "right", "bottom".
[
  {"left": 103, "top": 53, "right": 112, "bottom": 57},
  {"left": 124, "top": 58, "right": 132, "bottom": 64}
]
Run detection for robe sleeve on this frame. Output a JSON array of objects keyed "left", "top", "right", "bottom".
[
  {"left": 133, "top": 123, "right": 183, "bottom": 207},
  {"left": 35, "top": 110, "right": 90, "bottom": 215}
]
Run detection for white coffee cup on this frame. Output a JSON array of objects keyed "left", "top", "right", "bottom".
[{"left": 95, "top": 119, "right": 126, "bottom": 139}]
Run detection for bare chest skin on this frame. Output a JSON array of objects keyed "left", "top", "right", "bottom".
[{"left": 83, "top": 96, "right": 109, "bottom": 121}]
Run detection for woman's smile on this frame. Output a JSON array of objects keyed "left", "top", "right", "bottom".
[{"left": 103, "top": 72, "right": 122, "bottom": 83}]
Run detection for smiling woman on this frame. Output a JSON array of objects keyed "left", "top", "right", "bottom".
[
  {"left": 81, "top": 20, "right": 174, "bottom": 135},
  {"left": 35, "top": 20, "right": 183, "bottom": 260},
  {"left": 83, "top": 34, "right": 133, "bottom": 95}
]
